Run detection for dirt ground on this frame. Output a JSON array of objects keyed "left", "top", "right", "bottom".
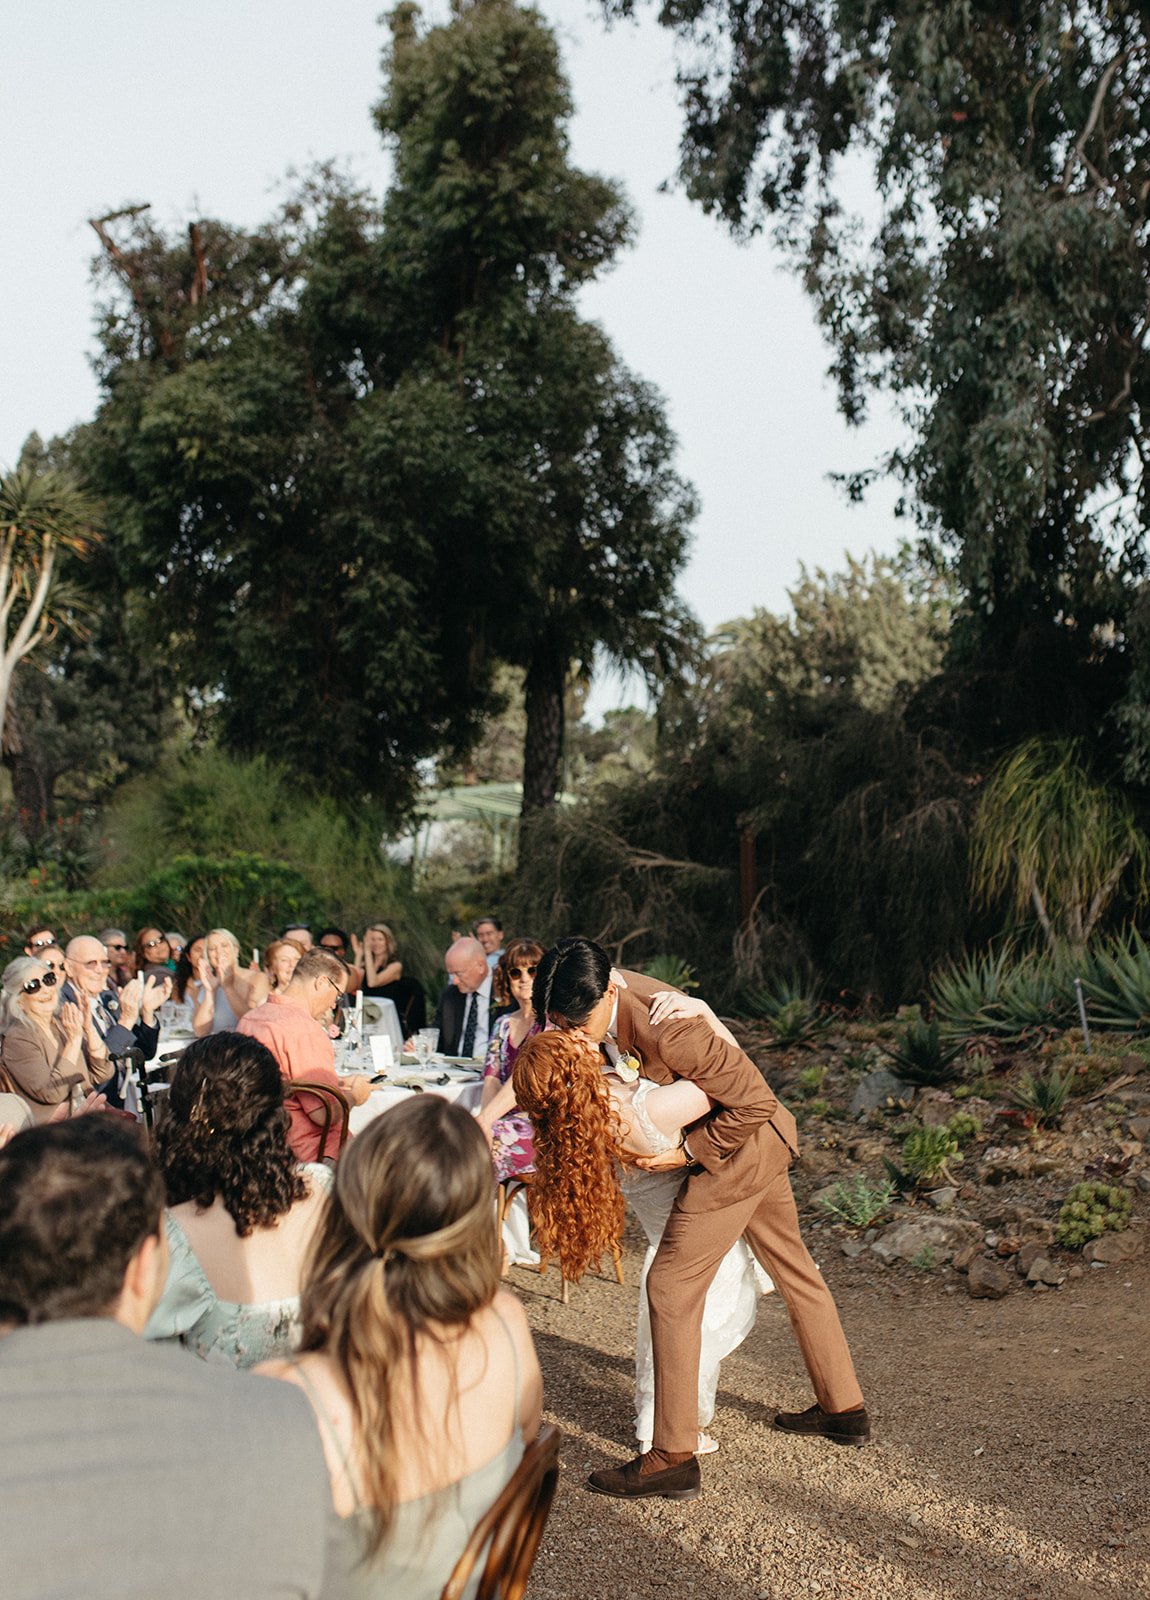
[{"left": 511, "top": 1212, "right": 1149, "bottom": 1600}]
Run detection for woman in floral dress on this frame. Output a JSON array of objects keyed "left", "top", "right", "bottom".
[{"left": 477, "top": 937, "right": 544, "bottom": 1181}]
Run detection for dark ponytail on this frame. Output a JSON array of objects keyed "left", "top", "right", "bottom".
[{"left": 532, "top": 937, "right": 612, "bottom": 1027}]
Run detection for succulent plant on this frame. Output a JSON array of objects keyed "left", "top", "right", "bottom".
[
  {"left": 900, "top": 1125, "right": 960, "bottom": 1183},
  {"left": 1054, "top": 1181, "right": 1132, "bottom": 1249}
]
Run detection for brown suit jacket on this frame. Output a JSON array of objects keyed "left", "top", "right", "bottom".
[{"left": 614, "top": 970, "right": 798, "bottom": 1195}]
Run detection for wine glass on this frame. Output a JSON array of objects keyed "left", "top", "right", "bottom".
[{"left": 413, "top": 1027, "right": 439, "bottom": 1067}]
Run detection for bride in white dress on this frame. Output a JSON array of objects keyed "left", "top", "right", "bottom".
[{"left": 513, "top": 1004, "right": 772, "bottom": 1455}]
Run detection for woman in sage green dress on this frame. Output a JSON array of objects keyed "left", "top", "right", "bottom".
[
  {"left": 260, "top": 1096, "right": 542, "bottom": 1600},
  {"left": 145, "top": 1031, "right": 331, "bottom": 1367}
]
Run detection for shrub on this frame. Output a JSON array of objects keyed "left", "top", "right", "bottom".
[
  {"left": 900, "top": 1125, "right": 960, "bottom": 1184},
  {"left": 1055, "top": 1182, "right": 1132, "bottom": 1249},
  {"left": 884, "top": 1017, "right": 964, "bottom": 1087},
  {"left": 743, "top": 973, "right": 830, "bottom": 1046},
  {"left": 946, "top": 1110, "right": 981, "bottom": 1145},
  {"left": 135, "top": 854, "right": 324, "bottom": 947},
  {"left": 814, "top": 1175, "right": 896, "bottom": 1227}
]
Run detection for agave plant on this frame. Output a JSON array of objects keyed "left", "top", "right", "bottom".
[
  {"left": 931, "top": 945, "right": 1015, "bottom": 1037},
  {"left": 931, "top": 944, "right": 1079, "bottom": 1040},
  {"left": 884, "top": 1017, "right": 964, "bottom": 1087},
  {"left": 641, "top": 954, "right": 699, "bottom": 992},
  {"left": 1009, "top": 1065, "right": 1076, "bottom": 1127},
  {"left": 742, "top": 973, "right": 829, "bottom": 1046},
  {"left": 1081, "top": 928, "right": 1150, "bottom": 1032}
]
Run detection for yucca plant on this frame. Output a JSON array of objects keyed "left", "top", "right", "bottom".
[
  {"left": 1009, "top": 1065, "right": 1076, "bottom": 1128},
  {"left": 884, "top": 1017, "right": 964, "bottom": 1086},
  {"left": 815, "top": 1175, "right": 896, "bottom": 1228}
]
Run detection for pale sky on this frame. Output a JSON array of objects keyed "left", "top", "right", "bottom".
[{"left": 2, "top": 1, "right": 906, "bottom": 714}]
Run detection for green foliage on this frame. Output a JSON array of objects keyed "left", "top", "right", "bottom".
[
  {"left": 1009, "top": 1066, "right": 1076, "bottom": 1129},
  {"left": 742, "top": 974, "right": 830, "bottom": 1046},
  {"left": 931, "top": 944, "right": 1080, "bottom": 1040},
  {"left": 909, "top": 1247, "right": 937, "bottom": 1274},
  {"left": 0, "top": 884, "right": 142, "bottom": 964},
  {"left": 641, "top": 954, "right": 699, "bottom": 991},
  {"left": 971, "top": 740, "right": 1149, "bottom": 950},
  {"left": 135, "top": 855, "right": 322, "bottom": 947},
  {"left": 797, "top": 1063, "right": 826, "bottom": 1097},
  {"left": 900, "top": 1126, "right": 960, "bottom": 1185},
  {"left": 884, "top": 1018, "right": 964, "bottom": 1087},
  {"left": 945, "top": 1111, "right": 981, "bottom": 1146},
  {"left": 1082, "top": 928, "right": 1150, "bottom": 1032},
  {"left": 814, "top": 1175, "right": 896, "bottom": 1228},
  {"left": 1055, "top": 1182, "right": 1132, "bottom": 1250}
]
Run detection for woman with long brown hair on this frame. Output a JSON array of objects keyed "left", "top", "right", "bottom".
[
  {"left": 477, "top": 936, "right": 544, "bottom": 1182},
  {"left": 514, "top": 1026, "right": 771, "bottom": 1457},
  {"left": 260, "top": 1096, "right": 542, "bottom": 1600}
]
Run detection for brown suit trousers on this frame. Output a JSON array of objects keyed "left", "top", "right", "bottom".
[{"left": 615, "top": 971, "right": 864, "bottom": 1452}]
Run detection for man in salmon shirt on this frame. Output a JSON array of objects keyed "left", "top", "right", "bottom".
[{"left": 238, "top": 948, "right": 371, "bottom": 1162}]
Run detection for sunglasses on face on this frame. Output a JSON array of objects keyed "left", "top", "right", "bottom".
[
  {"left": 144, "top": 935, "right": 168, "bottom": 949},
  {"left": 320, "top": 941, "right": 345, "bottom": 953},
  {"left": 22, "top": 971, "right": 59, "bottom": 995},
  {"left": 30, "top": 937, "right": 55, "bottom": 950},
  {"left": 106, "top": 943, "right": 128, "bottom": 952},
  {"left": 508, "top": 964, "right": 538, "bottom": 980}
]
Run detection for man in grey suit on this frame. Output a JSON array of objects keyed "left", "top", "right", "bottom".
[{"left": 0, "top": 1118, "right": 332, "bottom": 1600}]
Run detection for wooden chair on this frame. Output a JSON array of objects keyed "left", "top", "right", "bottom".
[
  {"left": 498, "top": 1171, "right": 624, "bottom": 1306},
  {"left": 283, "top": 1081, "right": 350, "bottom": 1164},
  {"left": 440, "top": 1423, "right": 561, "bottom": 1600}
]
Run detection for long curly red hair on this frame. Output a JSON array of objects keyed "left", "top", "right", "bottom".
[{"left": 512, "top": 1030, "right": 624, "bottom": 1282}]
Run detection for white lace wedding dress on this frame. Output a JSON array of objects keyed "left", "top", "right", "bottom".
[{"left": 618, "top": 1079, "right": 774, "bottom": 1450}]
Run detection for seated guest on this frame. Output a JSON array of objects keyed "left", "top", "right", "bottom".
[
  {"left": 475, "top": 914, "right": 505, "bottom": 969},
  {"left": 146, "top": 1033, "right": 333, "bottom": 1367},
  {"left": 0, "top": 1117, "right": 331, "bottom": 1600},
  {"left": 360, "top": 923, "right": 426, "bottom": 1035},
  {"left": 259, "top": 1097, "right": 542, "bottom": 1600},
  {"left": 284, "top": 923, "right": 313, "bottom": 951},
  {"left": 133, "top": 926, "right": 176, "bottom": 976},
  {"left": 167, "top": 930, "right": 187, "bottom": 963},
  {"left": 238, "top": 948, "right": 372, "bottom": 1164},
  {"left": 0, "top": 957, "right": 103, "bottom": 1121},
  {"left": 35, "top": 943, "right": 69, "bottom": 979},
  {"left": 22, "top": 924, "right": 56, "bottom": 958},
  {"left": 477, "top": 938, "right": 543, "bottom": 1182},
  {"left": 193, "top": 928, "right": 268, "bottom": 1036},
  {"left": 317, "top": 926, "right": 363, "bottom": 995},
  {"left": 174, "top": 932, "right": 207, "bottom": 1006},
  {"left": 62, "top": 935, "right": 165, "bottom": 1065},
  {"left": 265, "top": 936, "right": 306, "bottom": 992},
  {"left": 98, "top": 927, "right": 134, "bottom": 988},
  {"left": 433, "top": 936, "right": 502, "bottom": 1058}
]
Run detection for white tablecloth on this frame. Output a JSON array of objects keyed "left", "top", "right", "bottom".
[{"left": 348, "top": 1076, "right": 484, "bottom": 1135}]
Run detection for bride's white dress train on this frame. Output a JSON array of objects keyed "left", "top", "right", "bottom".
[{"left": 619, "top": 1080, "right": 773, "bottom": 1449}]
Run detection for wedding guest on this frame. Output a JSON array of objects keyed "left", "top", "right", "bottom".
[
  {"left": 36, "top": 943, "right": 69, "bottom": 979},
  {"left": 174, "top": 933, "right": 207, "bottom": 1006},
  {"left": 0, "top": 957, "right": 102, "bottom": 1120},
  {"left": 359, "top": 924, "right": 426, "bottom": 1035},
  {"left": 22, "top": 924, "right": 56, "bottom": 958},
  {"left": 238, "top": 948, "right": 372, "bottom": 1164},
  {"left": 98, "top": 927, "right": 134, "bottom": 988},
  {"left": 475, "top": 915, "right": 504, "bottom": 969},
  {"left": 317, "top": 927, "right": 363, "bottom": 995},
  {"left": 259, "top": 1097, "right": 542, "bottom": 1599},
  {"left": 146, "top": 1033, "right": 333, "bottom": 1367},
  {"left": 0, "top": 1117, "right": 331, "bottom": 1600},
  {"left": 193, "top": 928, "right": 268, "bottom": 1036},
  {"left": 166, "top": 931, "right": 187, "bottom": 963},
  {"left": 265, "top": 937, "right": 306, "bottom": 993},
  {"left": 477, "top": 938, "right": 543, "bottom": 1182},
  {"left": 133, "top": 926, "right": 175, "bottom": 976},
  {"left": 284, "top": 924, "right": 313, "bottom": 951},
  {"left": 62, "top": 936, "right": 164, "bottom": 1071},
  {"left": 433, "top": 937, "right": 500, "bottom": 1059}
]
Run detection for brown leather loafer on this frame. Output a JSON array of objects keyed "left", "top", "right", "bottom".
[
  {"left": 587, "top": 1453, "right": 702, "bottom": 1500},
  {"left": 773, "top": 1403, "right": 871, "bottom": 1446}
]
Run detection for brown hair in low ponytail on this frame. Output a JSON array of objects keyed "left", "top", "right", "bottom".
[{"left": 297, "top": 1097, "right": 500, "bottom": 1554}]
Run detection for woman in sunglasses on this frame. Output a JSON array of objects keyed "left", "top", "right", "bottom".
[
  {"left": 0, "top": 957, "right": 103, "bottom": 1122},
  {"left": 132, "top": 926, "right": 176, "bottom": 977},
  {"left": 476, "top": 938, "right": 544, "bottom": 1183}
]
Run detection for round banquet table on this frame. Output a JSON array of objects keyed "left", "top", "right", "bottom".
[{"left": 346, "top": 1073, "right": 484, "bottom": 1135}]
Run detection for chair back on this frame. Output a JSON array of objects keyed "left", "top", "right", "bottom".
[
  {"left": 440, "top": 1423, "right": 561, "bottom": 1600},
  {"left": 283, "top": 1081, "right": 350, "bottom": 1164}
]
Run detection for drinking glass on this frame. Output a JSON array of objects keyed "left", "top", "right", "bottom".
[{"left": 413, "top": 1027, "right": 439, "bottom": 1066}]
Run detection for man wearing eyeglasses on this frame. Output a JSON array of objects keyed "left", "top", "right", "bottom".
[
  {"left": 238, "top": 947, "right": 372, "bottom": 1164},
  {"left": 61, "top": 937, "right": 164, "bottom": 1089}
]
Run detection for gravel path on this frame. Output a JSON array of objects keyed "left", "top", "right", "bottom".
[{"left": 510, "top": 1214, "right": 1149, "bottom": 1600}]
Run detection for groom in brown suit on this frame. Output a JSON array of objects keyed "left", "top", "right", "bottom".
[{"left": 534, "top": 937, "right": 868, "bottom": 1500}]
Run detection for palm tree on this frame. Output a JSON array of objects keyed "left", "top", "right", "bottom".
[
  {"left": 970, "top": 738, "right": 1149, "bottom": 951},
  {"left": 0, "top": 454, "right": 101, "bottom": 745}
]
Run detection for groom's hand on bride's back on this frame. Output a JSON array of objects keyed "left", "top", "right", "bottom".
[{"left": 635, "top": 1145, "right": 690, "bottom": 1172}]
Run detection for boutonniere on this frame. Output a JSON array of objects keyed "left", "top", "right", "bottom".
[{"left": 614, "top": 1050, "right": 642, "bottom": 1083}]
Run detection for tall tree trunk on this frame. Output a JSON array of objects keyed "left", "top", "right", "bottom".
[{"left": 521, "top": 647, "right": 565, "bottom": 816}]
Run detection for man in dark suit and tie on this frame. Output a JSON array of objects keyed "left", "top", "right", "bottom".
[{"left": 433, "top": 936, "right": 501, "bottom": 1057}]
